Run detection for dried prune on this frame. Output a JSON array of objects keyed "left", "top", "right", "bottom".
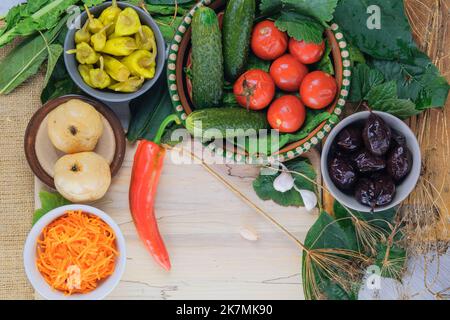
[
  {"left": 329, "top": 156, "right": 358, "bottom": 191},
  {"left": 372, "top": 173, "right": 396, "bottom": 206},
  {"left": 363, "top": 113, "right": 392, "bottom": 156},
  {"left": 354, "top": 178, "right": 377, "bottom": 208},
  {"left": 336, "top": 126, "right": 363, "bottom": 153},
  {"left": 387, "top": 145, "right": 413, "bottom": 182},
  {"left": 352, "top": 149, "right": 386, "bottom": 173},
  {"left": 391, "top": 130, "right": 406, "bottom": 147}
]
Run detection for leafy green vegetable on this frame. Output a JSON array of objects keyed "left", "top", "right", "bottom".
[
  {"left": 43, "top": 44, "right": 64, "bottom": 87},
  {"left": 128, "top": 72, "right": 174, "bottom": 142},
  {"left": 302, "top": 212, "right": 357, "bottom": 300},
  {"left": 246, "top": 53, "right": 271, "bottom": 72},
  {"left": 253, "top": 158, "right": 316, "bottom": 207},
  {"left": 370, "top": 50, "right": 450, "bottom": 111},
  {"left": 259, "top": 0, "right": 282, "bottom": 15},
  {"left": 334, "top": 0, "right": 416, "bottom": 61},
  {"left": 275, "top": 11, "right": 324, "bottom": 44},
  {"left": 313, "top": 39, "right": 334, "bottom": 75},
  {"left": 33, "top": 191, "right": 71, "bottom": 225},
  {"left": 365, "top": 81, "right": 420, "bottom": 119},
  {"left": 282, "top": 0, "right": 338, "bottom": 25},
  {"left": 348, "top": 64, "right": 384, "bottom": 102},
  {"left": 238, "top": 111, "right": 334, "bottom": 156},
  {"left": 0, "top": 0, "right": 79, "bottom": 48},
  {"left": 0, "top": 18, "right": 67, "bottom": 95}
]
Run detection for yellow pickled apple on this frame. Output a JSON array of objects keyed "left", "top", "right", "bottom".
[
  {"left": 103, "top": 55, "right": 130, "bottom": 82},
  {"left": 90, "top": 56, "right": 112, "bottom": 89},
  {"left": 121, "top": 50, "right": 156, "bottom": 79},
  {"left": 75, "top": 20, "right": 90, "bottom": 44},
  {"left": 85, "top": 5, "right": 104, "bottom": 34},
  {"left": 99, "top": 0, "right": 121, "bottom": 35},
  {"left": 135, "top": 26, "right": 156, "bottom": 51},
  {"left": 115, "top": 7, "right": 141, "bottom": 36},
  {"left": 109, "top": 76, "right": 144, "bottom": 93},
  {"left": 67, "top": 42, "right": 99, "bottom": 65},
  {"left": 101, "top": 37, "right": 137, "bottom": 56},
  {"left": 78, "top": 64, "right": 95, "bottom": 87},
  {"left": 90, "top": 23, "right": 112, "bottom": 52}
]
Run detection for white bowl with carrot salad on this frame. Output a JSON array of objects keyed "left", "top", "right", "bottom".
[{"left": 24, "top": 205, "right": 126, "bottom": 300}]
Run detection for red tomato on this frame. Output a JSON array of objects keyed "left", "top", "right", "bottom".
[
  {"left": 300, "top": 71, "right": 337, "bottom": 109},
  {"left": 289, "top": 38, "right": 325, "bottom": 64},
  {"left": 233, "top": 69, "right": 275, "bottom": 110},
  {"left": 270, "top": 54, "right": 309, "bottom": 92},
  {"left": 251, "top": 20, "right": 288, "bottom": 61},
  {"left": 267, "top": 95, "right": 306, "bottom": 133}
]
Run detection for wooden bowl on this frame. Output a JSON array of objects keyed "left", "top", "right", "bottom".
[
  {"left": 167, "top": 0, "right": 352, "bottom": 162},
  {"left": 24, "top": 95, "right": 126, "bottom": 189}
]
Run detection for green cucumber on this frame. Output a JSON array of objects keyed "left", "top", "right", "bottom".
[
  {"left": 223, "top": 0, "right": 256, "bottom": 81},
  {"left": 191, "top": 7, "right": 224, "bottom": 109},
  {"left": 186, "top": 107, "right": 269, "bottom": 141}
]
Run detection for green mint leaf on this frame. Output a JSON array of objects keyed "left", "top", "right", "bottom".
[{"left": 275, "top": 11, "right": 324, "bottom": 44}]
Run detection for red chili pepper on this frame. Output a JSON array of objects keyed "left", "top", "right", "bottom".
[{"left": 129, "top": 115, "right": 180, "bottom": 271}]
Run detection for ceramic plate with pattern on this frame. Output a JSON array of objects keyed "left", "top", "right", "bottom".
[{"left": 167, "top": 0, "right": 352, "bottom": 164}]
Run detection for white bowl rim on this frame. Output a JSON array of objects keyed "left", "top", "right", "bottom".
[
  {"left": 23, "top": 204, "right": 126, "bottom": 300},
  {"left": 321, "top": 111, "right": 422, "bottom": 213}
]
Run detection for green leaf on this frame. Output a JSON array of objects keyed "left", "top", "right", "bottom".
[
  {"left": 370, "top": 50, "right": 450, "bottom": 110},
  {"left": 375, "top": 243, "right": 406, "bottom": 280},
  {"left": 82, "top": 0, "right": 106, "bottom": 7},
  {"left": 127, "top": 71, "right": 174, "bottom": 142},
  {"left": 33, "top": 191, "right": 71, "bottom": 225},
  {"left": 43, "top": 44, "right": 63, "bottom": 87},
  {"left": 275, "top": 11, "right": 324, "bottom": 44},
  {"left": 365, "top": 81, "right": 421, "bottom": 119},
  {"left": 238, "top": 111, "right": 333, "bottom": 156},
  {"left": 334, "top": 0, "right": 416, "bottom": 60},
  {"left": 282, "top": 0, "right": 338, "bottom": 24},
  {"left": 259, "top": 0, "right": 282, "bottom": 15},
  {"left": 313, "top": 39, "right": 334, "bottom": 75},
  {"left": 348, "top": 45, "right": 366, "bottom": 65},
  {"left": 0, "top": 0, "right": 78, "bottom": 48},
  {"left": 348, "top": 64, "right": 384, "bottom": 102},
  {"left": 0, "top": 18, "right": 67, "bottom": 95},
  {"left": 253, "top": 158, "right": 316, "bottom": 207},
  {"left": 305, "top": 212, "right": 352, "bottom": 250},
  {"left": 302, "top": 212, "right": 358, "bottom": 300},
  {"left": 246, "top": 53, "right": 271, "bottom": 73}
]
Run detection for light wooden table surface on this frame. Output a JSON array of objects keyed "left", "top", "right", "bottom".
[{"left": 35, "top": 143, "right": 319, "bottom": 300}]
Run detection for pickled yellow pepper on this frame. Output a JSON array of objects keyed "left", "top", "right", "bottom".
[
  {"left": 109, "top": 76, "right": 145, "bottom": 93},
  {"left": 103, "top": 55, "right": 131, "bottom": 82},
  {"left": 99, "top": 0, "right": 121, "bottom": 35},
  {"left": 90, "top": 56, "right": 112, "bottom": 89},
  {"left": 101, "top": 37, "right": 137, "bottom": 56},
  {"left": 85, "top": 5, "right": 104, "bottom": 34},
  {"left": 115, "top": 7, "right": 141, "bottom": 36},
  {"left": 122, "top": 50, "right": 156, "bottom": 79},
  {"left": 67, "top": 42, "right": 99, "bottom": 65}
]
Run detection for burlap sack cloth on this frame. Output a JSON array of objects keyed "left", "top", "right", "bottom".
[{"left": 0, "top": 41, "right": 41, "bottom": 299}]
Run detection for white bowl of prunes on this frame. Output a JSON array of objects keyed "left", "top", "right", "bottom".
[{"left": 321, "top": 111, "right": 421, "bottom": 212}]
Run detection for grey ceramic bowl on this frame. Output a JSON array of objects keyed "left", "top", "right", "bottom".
[
  {"left": 64, "top": 1, "right": 165, "bottom": 103},
  {"left": 321, "top": 111, "right": 421, "bottom": 213}
]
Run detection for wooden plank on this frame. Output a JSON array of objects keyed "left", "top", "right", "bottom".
[{"left": 35, "top": 142, "right": 322, "bottom": 300}]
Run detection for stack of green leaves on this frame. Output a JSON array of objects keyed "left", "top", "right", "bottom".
[{"left": 334, "top": 0, "right": 449, "bottom": 118}]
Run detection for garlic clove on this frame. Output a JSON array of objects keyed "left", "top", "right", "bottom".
[
  {"left": 273, "top": 172, "right": 295, "bottom": 193},
  {"left": 296, "top": 188, "right": 318, "bottom": 212},
  {"left": 239, "top": 227, "right": 259, "bottom": 242}
]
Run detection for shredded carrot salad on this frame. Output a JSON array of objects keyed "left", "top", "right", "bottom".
[{"left": 36, "top": 210, "right": 119, "bottom": 295}]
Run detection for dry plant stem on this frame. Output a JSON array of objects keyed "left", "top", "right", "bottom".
[
  {"left": 162, "top": 144, "right": 310, "bottom": 253},
  {"left": 163, "top": 145, "right": 369, "bottom": 299},
  {"left": 269, "top": 166, "right": 391, "bottom": 253}
]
